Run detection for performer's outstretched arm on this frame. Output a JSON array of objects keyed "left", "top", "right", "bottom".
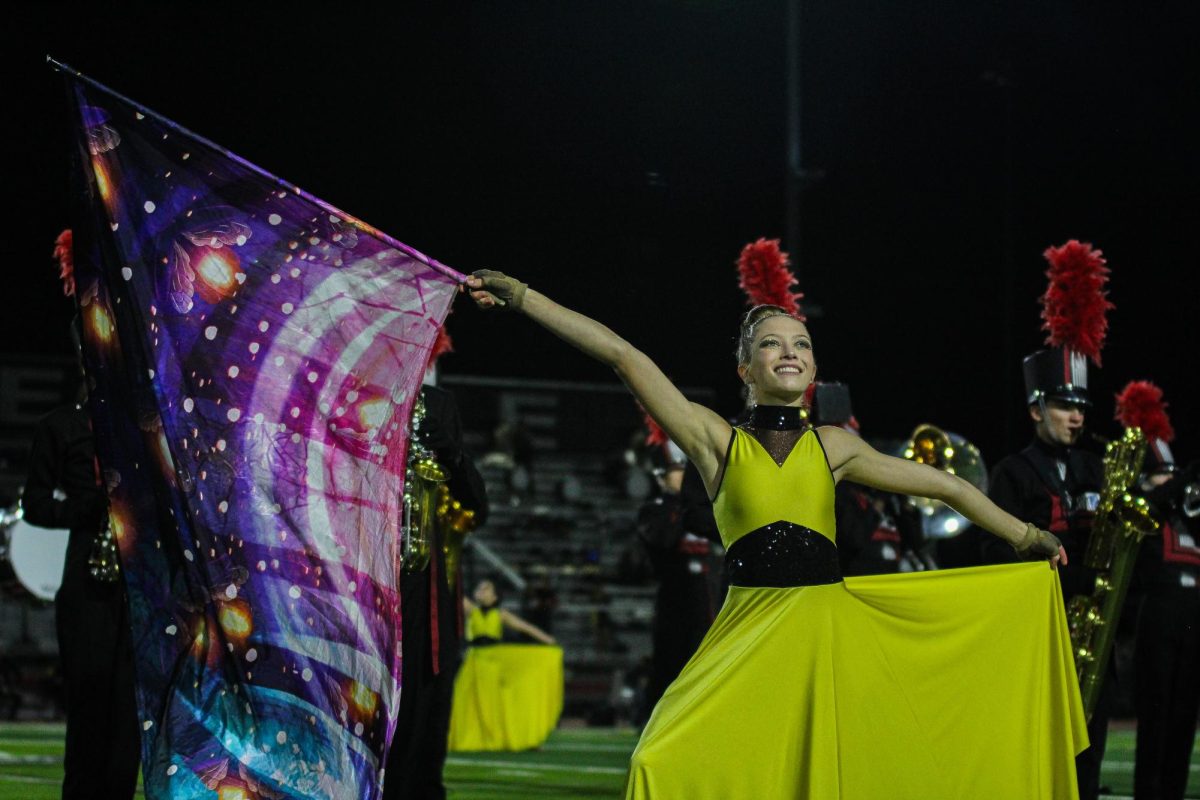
[
  {"left": 461, "top": 597, "right": 556, "bottom": 644},
  {"left": 818, "top": 426, "right": 1066, "bottom": 564},
  {"left": 498, "top": 609, "right": 556, "bottom": 645},
  {"left": 466, "top": 272, "right": 732, "bottom": 494}
]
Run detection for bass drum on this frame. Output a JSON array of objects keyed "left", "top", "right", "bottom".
[{"left": 0, "top": 506, "right": 69, "bottom": 602}]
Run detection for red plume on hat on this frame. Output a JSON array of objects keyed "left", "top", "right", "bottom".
[
  {"left": 1115, "top": 381, "right": 1174, "bottom": 443},
  {"left": 53, "top": 229, "right": 75, "bottom": 298},
  {"left": 638, "top": 402, "right": 669, "bottom": 448},
  {"left": 429, "top": 324, "right": 454, "bottom": 364},
  {"left": 1039, "top": 240, "right": 1113, "bottom": 365},
  {"left": 736, "top": 238, "right": 804, "bottom": 320}
]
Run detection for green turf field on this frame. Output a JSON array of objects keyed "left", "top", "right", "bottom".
[{"left": 0, "top": 723, "right": 1195, "bottom": 798}]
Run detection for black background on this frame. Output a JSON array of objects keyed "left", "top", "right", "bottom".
[{"left": 7, "top": 2, "right": 1198, "bottom": 465}]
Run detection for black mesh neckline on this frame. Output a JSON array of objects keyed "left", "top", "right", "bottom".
[
  {"left": 748, "top": 405, "right": 807, "bottom": 430},
  {"left": 741, "top": 405, "right": 811, "bottom": 466}
]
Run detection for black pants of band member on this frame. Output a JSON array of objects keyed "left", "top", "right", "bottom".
[
  {"left": 1133, "top": 590, "right": 1200, "bottom": 800},
  {"left": 56, "top": 575, "right": 141, "bottom": 800},
  {"left": 1075, "top": 670, "right": 1115, "bottom": 800},
  {"left": 384, "top": 656, "right": 460, "bottom": 800}
]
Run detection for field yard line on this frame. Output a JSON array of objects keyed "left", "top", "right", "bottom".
[
  {"left": 0, "top": 725, "right": 65, "bottom": 735},
  {"left": 1102, "top": 761, "right": 1199, "bottom": 772},
  {"left": 447, "top": 757, "right": 626, "bottom": 776},
  {"left": 555, "top": 729, "right": 640, "bottom": 738},
  {"left": 539, "top": 742, "right": 635, "bottom": 753},
  {"left": 0, "top": 752, "right": 60, "bottom": 765},
  {"left": 0, "top": 774, "right": 59, "bottom": 785}
]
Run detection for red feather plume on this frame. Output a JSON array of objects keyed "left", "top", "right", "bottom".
[
  {"left": 1040, "top": 240, "right": 1113, "bottom": 365},
  {"left": 429, "top": 324, "right": 454, "bottom": 364},
  {"left": 638, "top": 402, "right": 669, "bottom": 448},
  {"left": 1115, "top": 381, "right": 1174, "bottom": 442},
  {"left": 736, "top": 238, "right": 804, "bottom": 319},
  {"left": 53, "top": 229, "right": 75, "bottom": 298}
]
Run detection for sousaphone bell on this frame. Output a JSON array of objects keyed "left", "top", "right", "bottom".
[{"left": 899, "top": 424, "right": 988, "bottom": 539}]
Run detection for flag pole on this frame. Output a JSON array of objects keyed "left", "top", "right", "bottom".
[{"left": 46, "top": 55, "right": 467, "bottom": 283}]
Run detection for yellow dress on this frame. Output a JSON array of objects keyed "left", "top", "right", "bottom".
[
  {"left": 447, "top": 607, "right": 564, "bottom": 751},
  {"left": 626, "top": 426, "right": 1088, "bottom": 799}
]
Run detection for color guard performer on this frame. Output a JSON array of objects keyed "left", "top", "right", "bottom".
[
  {"left": 446, "top": 578, "right": 561, "bottom": 752},
  {"left": 464, "top": 263, "right": 1081, "bottom": 800}
]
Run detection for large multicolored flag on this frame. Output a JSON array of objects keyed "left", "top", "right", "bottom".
[{"left": 54, "top": 59, "right": 462, "bottom": 799}]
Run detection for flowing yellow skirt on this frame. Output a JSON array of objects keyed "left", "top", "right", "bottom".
[
  {"left": 626, "top": 562, "right": 1088, "bottom": 799},
  {"left": 448, "top": 644, "right": 564, "bottom": 752}
]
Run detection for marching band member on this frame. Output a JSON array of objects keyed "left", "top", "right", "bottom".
[
  {"left": 21, "top": 231, "right": 140, "bottom": 800},
  {"left": 1117, "top": 381, "right": 1200, "bottom": 800},
  {"left": 383, "top": 329, "right": 489, "bottom": 800},
  {"left": 634, "top": 417, "right": 719, "bottom": 723},
  {"left": 982, "top": 240, "right": 1111, "bottom": 800},
  {"left": 811, "top": 382, "right": 928, "bottom": 576}
]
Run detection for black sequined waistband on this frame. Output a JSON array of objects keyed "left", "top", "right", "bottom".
[
  {"left": 468, "top": 636, "right": 501, "bottom": 648},
  {"left": 725, "top": 522, "right": 842, "bottom": 588}
]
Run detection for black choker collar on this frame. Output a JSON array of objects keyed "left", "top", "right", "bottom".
[{"left": 749, "top": 405, "right": 808, "bottom": 431}]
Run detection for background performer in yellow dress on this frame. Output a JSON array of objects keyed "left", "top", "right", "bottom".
[
  {"left": 464, "top": 270, "right": 1087, "bottom": 799},
  {"left": 447, "top": 579, "right": 562, "bottom": 752}
]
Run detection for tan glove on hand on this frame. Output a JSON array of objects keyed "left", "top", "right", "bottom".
[
  {"left": 470, "top": 269, "right": 528, "bottom": 311},
  {"left": 1013, "top": 523, "right": 1062, "bottom": 560}
]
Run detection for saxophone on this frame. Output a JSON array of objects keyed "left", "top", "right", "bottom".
[
  {"left": 402, "top": 393, "right": 447, "bottom": 572},
  {"left": 1066, "top": 427, "right": 1160, "bottom": 719}
]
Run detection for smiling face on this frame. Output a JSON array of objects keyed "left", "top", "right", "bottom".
[
  {"left": 1030, "top": 397, "right": 1086, "bottom": 447},
  {"left": 737, "top": 315, "right": 815, "bottom": 406}
]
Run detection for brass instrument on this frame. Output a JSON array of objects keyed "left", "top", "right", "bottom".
[
  {"left": 87, "top": 515, "right": 121, "bottom": 583},
  {"left": 402, "top": 393, "right": 447, "bottom": 572},
  {"left": 899, "top": 424, "right": 988, "bottom": 538},
  {"left": 438, "top": 484, "right": 478, "bottom": 589},
  {"left": 1067, "top": 427, "right": 1160, "bottom": 720}
]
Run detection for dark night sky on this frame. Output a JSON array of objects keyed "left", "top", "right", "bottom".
[{"left": 7, "top": 2, "right": 1199, "bottom": 466}]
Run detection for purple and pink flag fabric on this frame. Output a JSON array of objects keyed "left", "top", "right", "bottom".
[{"left": 58, "top": 61, "right": 461, "bottom": 799}]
